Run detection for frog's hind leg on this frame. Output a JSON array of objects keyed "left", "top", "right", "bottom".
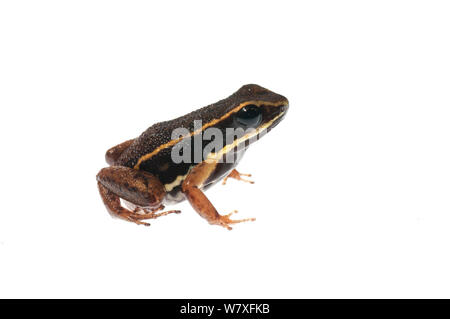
[
  {"left": 96, "top": 166, "right": 179, "bottom": 226},
  {"left": 222, "top": 169, "right": 254, "bottom": 185},
  {"left": 105, "top": 139, "right": 135, "bottom": 165}
]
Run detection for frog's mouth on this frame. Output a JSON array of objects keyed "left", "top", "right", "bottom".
[{"left": 264, "top": 102, "right": 289, "bottom": 133}]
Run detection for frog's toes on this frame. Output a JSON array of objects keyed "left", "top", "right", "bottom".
[
  {"left": 130, "top": 208, "right": 181, "bottom": 221},
  {"left": 217, "top": 210, "right": 256, "bottom": 230},
  {"left": 222, "top": 169, "right": 255, "bottom": 185},
  {"left": 127, "top": 216, "right": 151, "bottom": 226}
]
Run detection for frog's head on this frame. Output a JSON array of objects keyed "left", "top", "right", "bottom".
[
  {"left": 200, "top": 84, "right": 289, "bottom": 162},
  {"left": 231, "top": 84, "right": 289, "bottom": 135}
]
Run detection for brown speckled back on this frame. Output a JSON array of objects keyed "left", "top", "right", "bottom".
[{"left": 116, "top": 84, "right": 287, "bottom": 168}]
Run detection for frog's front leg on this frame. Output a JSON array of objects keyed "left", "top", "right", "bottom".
[
  {"left": 96, "top": 166, "right": 180, "bottom": 226},
  {"left": 182, "top": 161, "right": 255, "bottom": 230}
]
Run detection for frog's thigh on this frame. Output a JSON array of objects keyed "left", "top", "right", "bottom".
[
  {"left": 181, "top": 161, "right": 255, "bottom": 230},
  {"left": 105, "top": 139, "right": 135, "bottom": 165},
  {"left": 96, "top": 166, "right": 166, "bottom": 225}
]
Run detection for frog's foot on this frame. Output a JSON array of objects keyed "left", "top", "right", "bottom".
[
  {"left": 131, "top": 205, "right": 181, "bottom": 220},
  {"left": 214, "top": 210, "right": 256, "bottom": 231},
  {"left": 222, "top": 169, "right": 254, "bottom": 185}
]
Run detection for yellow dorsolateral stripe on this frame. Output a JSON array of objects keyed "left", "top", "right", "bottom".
[
  {"left": 205, "top": 111, "right": 285, "bottom": 163},
  {"left": 134, "top": 100, "right": 287, "bottom": 169}
]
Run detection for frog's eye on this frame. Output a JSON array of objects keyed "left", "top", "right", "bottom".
[{"left": 235, "top": 104, "right": 262, "bottom": 128}]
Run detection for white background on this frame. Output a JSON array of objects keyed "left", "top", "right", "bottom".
[{"left": 0, "top": 1, "right": 449, "bottom": 298}]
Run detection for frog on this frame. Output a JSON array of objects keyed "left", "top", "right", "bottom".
[{"left": 96, "top": 84, "right": 289, "bottom": 230}]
